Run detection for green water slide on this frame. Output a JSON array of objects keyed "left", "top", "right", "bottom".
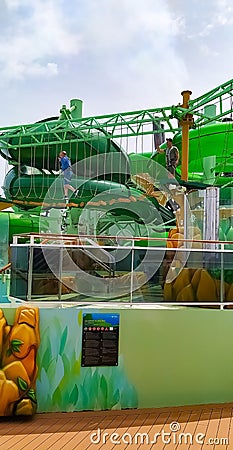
[
  {"left": 3, "top": 167, "right": 132, "bottom": 204},
  {"left": 173, "top": 121, "right": 233, "bottom": 185},
  {"left": 3, "top": 167, "right": 174, "bottom": 227},
  {"left": 0, "top": 211, "right": 41, "bottom": 242}
]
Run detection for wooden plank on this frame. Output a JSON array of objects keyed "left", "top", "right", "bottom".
[
  {"left": 200, "top": 408, "right": 222, "bottom": 450},
  {"left": 0, "top": 404, "right": 233, "bottom": 450},
  {"left": 43, "top": 413, "right": 126, "bottom": 450}
]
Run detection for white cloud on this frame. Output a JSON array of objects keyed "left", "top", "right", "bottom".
[
  {"left": 199, "top": 44, "right": 219, "bottom": 58},
  {"left": 73, "top": 0, "right": 188, "bottom": 110},
  {"left": 0, "top": 0, "right": 190, "bottom": 109},
  {"left": 79, "top": 0, "right": 182, "bottom": 51},
  {"left": 1, "top": 0, "right": 232, "bottom": 119},
  {"left": 6, "top": 61, "right": 59, "bottom": 79},
  {"left": 177, "top": 0, "right": 233, "bottom": 38},
  {"left": 0, "top": 0, "right": 81, "bottom": 81}
]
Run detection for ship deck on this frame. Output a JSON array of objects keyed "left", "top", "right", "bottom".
[{"left": 0, "top": 403, "right": 232, "bottom": 449}]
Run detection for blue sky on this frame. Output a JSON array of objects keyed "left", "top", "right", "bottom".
[{"left": 1, "top": 0, "right": 233, "bottom": 189}]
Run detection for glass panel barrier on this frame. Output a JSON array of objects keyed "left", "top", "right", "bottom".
[
  {"left": 8, "top": 234, "right": 233, "bottom": 308},
  {"left": 0, "top": 213, "right": 9, "bottom": 269}
]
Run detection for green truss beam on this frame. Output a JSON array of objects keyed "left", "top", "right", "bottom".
[{"left": 0, "top": 78, "right": 233, "bottom": 149}]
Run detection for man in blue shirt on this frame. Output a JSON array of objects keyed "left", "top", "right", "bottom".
[{"left": 59, "top": 151, "right": 78, "bottom": 200}]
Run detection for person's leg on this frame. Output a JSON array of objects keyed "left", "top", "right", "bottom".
[
  {"left": 67, "top": 184, "right": 76, "bottom": 193},
  {"left": 64, "top": 179, "right": 68, "bottom": 197},
  {"left": 64, "top": 179, "right": 78, "bottom": 198},
  {"left": 167, "top": 165, "right": 175, "bottom": 176}
]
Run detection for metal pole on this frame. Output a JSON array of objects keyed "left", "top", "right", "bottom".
[
  {"left": 180, "top": 90, "right": 193, "bottom": 182},
  {"left": 220, "top": 243, "right": 224, "bottom": 310},
  {"left": 27, "top": 246, "right": 33, "bottom": 301},
  {"left": 203, "top": 187, "right": 219, "bottom": 248},
  {"left": 130, "top": 244, "right": 134, "bottom": 306},
  {"left": 181, "top": 122, "right": 190, "bottom": 181},
  {"left": 58, "top": 246, "right": 63, "bottom": 301}
]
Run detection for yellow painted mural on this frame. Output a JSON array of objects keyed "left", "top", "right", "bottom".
[{"left": 0, "top": 306, "right": 40, "bottom": 416}]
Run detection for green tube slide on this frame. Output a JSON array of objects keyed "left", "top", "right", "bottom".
[
  {"left": 3, "top": 167, "right": 131, "bottom": 203},
  {"left": 2, "top": 167, "right": 174, "bottom": 225},
  {"left": 0, "top": 211, "right": 41, "bottom": 243}
]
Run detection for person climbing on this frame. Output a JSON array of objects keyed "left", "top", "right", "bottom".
[
  {"left": 156, "top": 138, "right": 179, "bottom": 176},
  {"left": 58, "top": 151, "right": 78, "bottom": 200}
]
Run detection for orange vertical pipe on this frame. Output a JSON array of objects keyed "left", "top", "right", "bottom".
[{"left": 181, "top": 90, "right": 192, "bottom": 182}]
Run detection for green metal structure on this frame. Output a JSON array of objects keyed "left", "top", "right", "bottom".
[{"left": 0, "top": 77, "right": 233, "bottom": 242}]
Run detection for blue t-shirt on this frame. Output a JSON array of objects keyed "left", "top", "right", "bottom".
[{"left": 60, "top": 155, "right": 71, "bottom": 171}]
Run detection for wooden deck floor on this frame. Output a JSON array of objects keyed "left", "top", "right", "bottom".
[{"left": 0, "top": 403, "right": 232, "bottom": 449}]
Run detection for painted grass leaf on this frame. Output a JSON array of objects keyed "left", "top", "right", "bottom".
[
  {"left": 99, "top": 374, "right": 108, "bottom": 410},
  {"left": 69, "top": 384, "right": 79, "bottom": 405},
  {"left": 52, "top": 386, "right": 62, "bottom": 407},
  {"left": 40, "top": 346, "right": 52, "bottom": 372},
  {"left": 18, "top": 377, "right": 28, "bottom": 391},
  {"left": 59, "top": 326, "right": 68, "bottom": 355},
  {"left": 7, "top": 339, "right": 23, "bottom": 356},
  {"left": 28, "top": 388, "right": 37, "bottom": 404}
]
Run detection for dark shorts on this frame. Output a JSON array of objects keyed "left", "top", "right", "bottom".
[{"left": 166, "top": 165, "right": 176, "bottom": 176}]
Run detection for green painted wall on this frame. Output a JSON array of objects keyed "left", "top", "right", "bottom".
[
  {"left": 2, "top": 305, "right": 233, "bottom": 411},
  {"left": 120, "top": 307, "right": 233, "bottom": 407}
]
